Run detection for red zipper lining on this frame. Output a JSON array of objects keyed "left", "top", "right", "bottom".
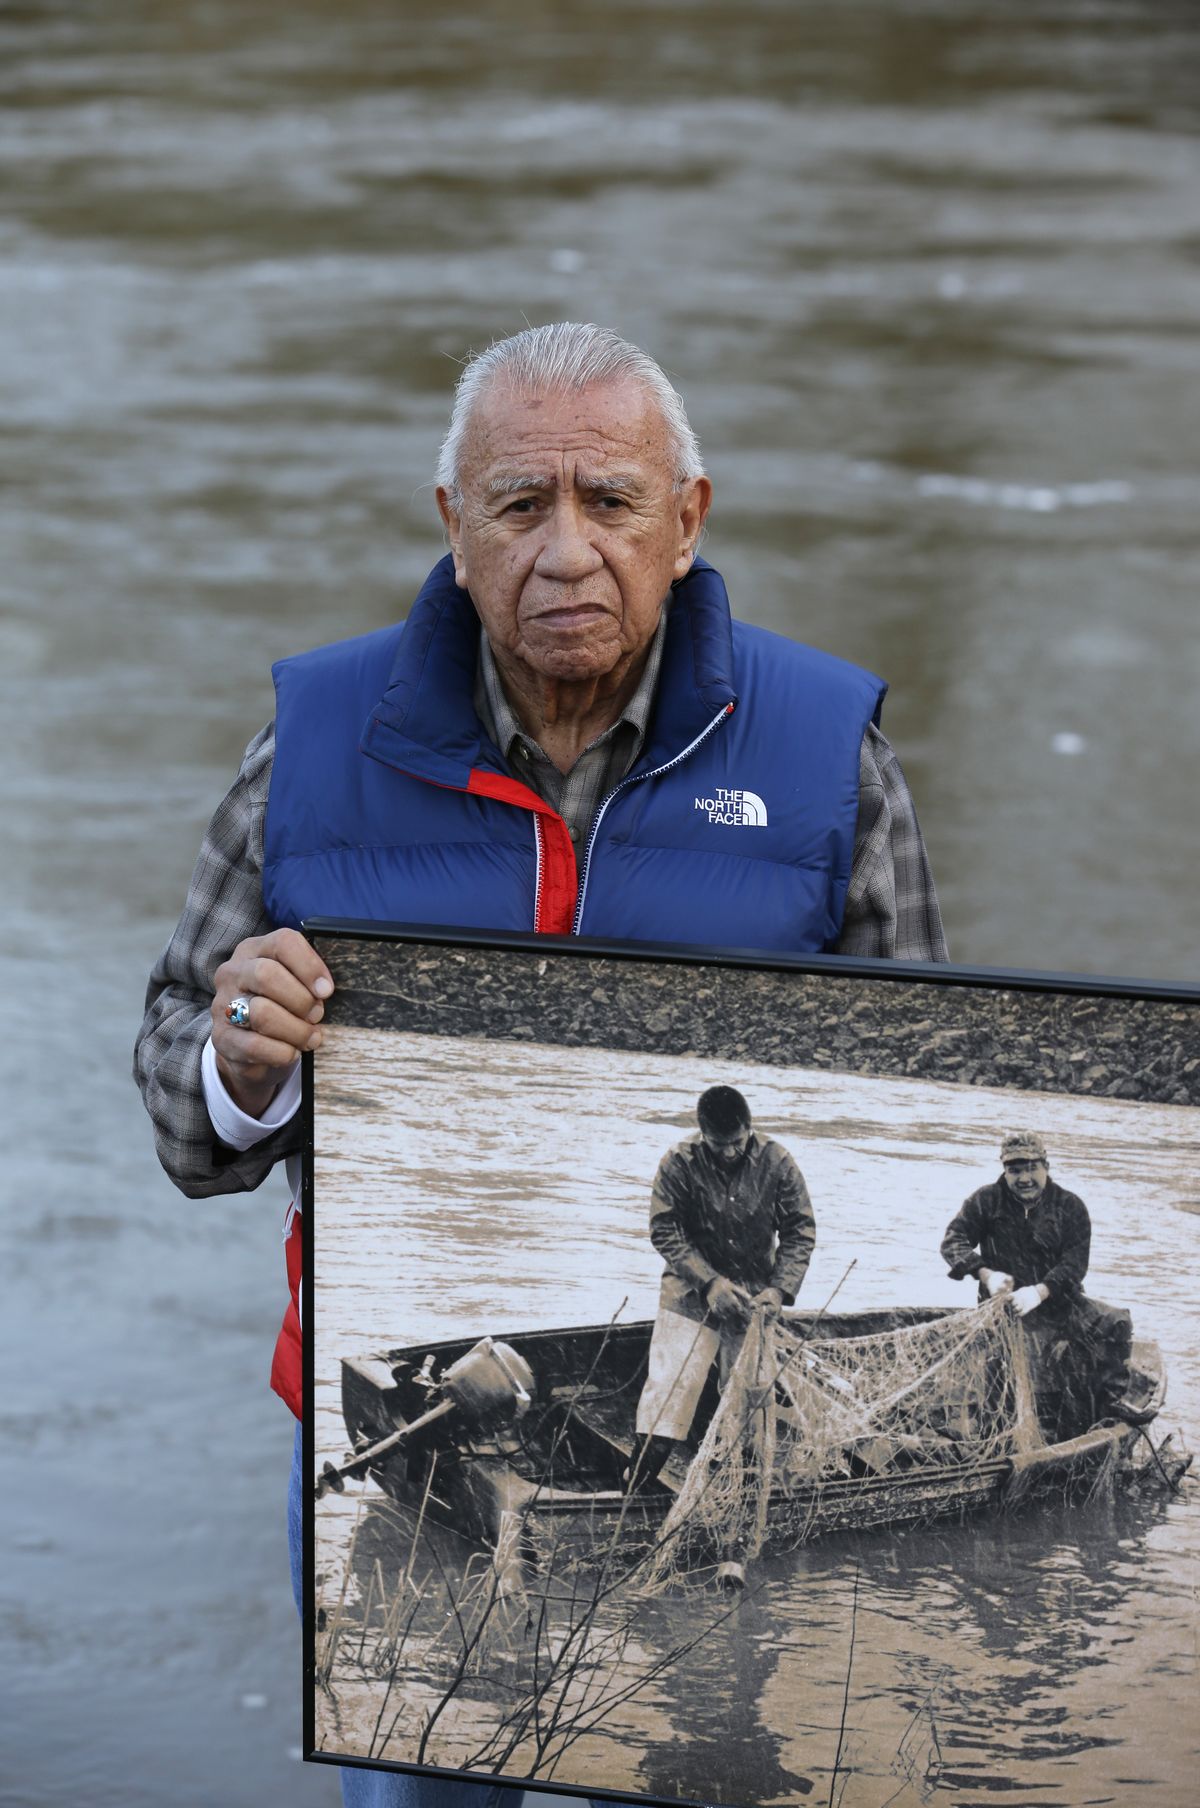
[{"left": 465, "top": 769, "right": 577, "bottom": 935}]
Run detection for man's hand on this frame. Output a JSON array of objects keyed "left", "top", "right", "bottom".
[
  {"left": 1011, "top": 1284, "right": 1048, "bottom": 1318},
  {"left": 705, "top": 1276, "right": 753, "bottom": 1326},
  {"left": 211, "top": 928, "right": 334, "bottom": 1118},
  {"left": 751, "top": 1287, "right": 785, "bottom": 1320},
  {"left": 981, "top": 1267, "right": 1014, "bottom": 1297}
]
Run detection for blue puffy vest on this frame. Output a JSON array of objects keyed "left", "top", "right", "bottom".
[{"left": 263, "top": 555, "right": 885, "bottom": 952}]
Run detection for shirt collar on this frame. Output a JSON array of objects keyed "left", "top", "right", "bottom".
[{"left": 475, "top": 604, "right": 670, "bottom": 766}]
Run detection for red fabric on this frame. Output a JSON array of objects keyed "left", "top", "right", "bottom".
[
  {"left": 270, "top": 1203, "right": 304, "bottom": 1419},
  {"left": 464, "top": 768, "right": 549, "bottom": 812},
  {"left": 465, "top": 769, "right": 578, "bottom": 934}
]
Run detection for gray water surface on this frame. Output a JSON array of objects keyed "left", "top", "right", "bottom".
[{"left": 3, "top": 3, "right": 1198, "bottom": 1805}]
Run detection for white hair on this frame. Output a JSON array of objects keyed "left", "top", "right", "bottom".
[{"left": 435, "top": 322, "right": 704, "bottom": 507}]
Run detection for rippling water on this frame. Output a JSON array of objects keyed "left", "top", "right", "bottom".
[
  {"left": 313, "top": 1026, "right": 1200, "bottom": 1805},
  {"left": 4, "top": 2, "right": 1198, "bottom": 1804}
]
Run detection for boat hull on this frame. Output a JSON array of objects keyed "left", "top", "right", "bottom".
[{"left": 336, "top": 1308, "right": 1165, "bottom": 1562}]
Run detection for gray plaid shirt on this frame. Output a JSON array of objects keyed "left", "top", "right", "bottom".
[{"left": 134, "top": 634, "right": 947, "bottom": 1195}]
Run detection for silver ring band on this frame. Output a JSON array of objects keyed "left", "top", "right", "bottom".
[{"left": 225, "top": 995, "right": 252, "bottom": 1030}]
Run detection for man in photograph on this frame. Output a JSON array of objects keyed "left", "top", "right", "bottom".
[
  {"left": 940, "top": 1131, "right": 1140, "bottom": 1433},
  {"left": 627, "top": 1085, "right": 816, "bottom": 1490}
]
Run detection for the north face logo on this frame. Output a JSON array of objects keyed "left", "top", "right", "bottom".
[{"left": 694, "top": 787, "right": 768, "bottom": 827}]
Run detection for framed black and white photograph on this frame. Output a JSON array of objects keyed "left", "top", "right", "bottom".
[{"left": 302, "top": 926, "right": 1198, "bottom": 1808}]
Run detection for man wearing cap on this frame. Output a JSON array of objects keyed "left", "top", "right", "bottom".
[
  {"left": 627, "top": 1085, "right": 815, "bottom": 1489},
  {"left": 940, "top": 1132, "right": 1137, "bottom": 1433}
]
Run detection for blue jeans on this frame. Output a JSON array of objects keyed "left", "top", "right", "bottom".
[{"left": 288, "top": 1427, "right": 614, "bottom": 1808}]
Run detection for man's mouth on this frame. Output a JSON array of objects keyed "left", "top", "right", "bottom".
[{"left": 530, "top": 603, "right": 609, "bottom": 628}]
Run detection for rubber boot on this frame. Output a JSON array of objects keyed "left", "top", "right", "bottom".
[{"left": 623, "top": 1433, "right": 675, "bottom": 1494}]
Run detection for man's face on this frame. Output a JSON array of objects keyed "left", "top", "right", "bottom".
[
  {"left": 436, "top": 378, "right": 712, "bottom": 689},
  {"left": 703, "top": 1127, "right": 751, "bottom": 1166},
  {"left": 1003, "top": 1157, "right": 1048, "bottom": 1205}
]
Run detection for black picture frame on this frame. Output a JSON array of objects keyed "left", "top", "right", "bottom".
[{"left": 301, "top": 922, "right": 1199, "bottom": 1808}]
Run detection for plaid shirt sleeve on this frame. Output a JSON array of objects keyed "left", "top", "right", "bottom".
[
  {"left": 836, "top": 724, "right": 949, "bottom": 962},
  {"left": 132, "top": 724, "right": 302, "bottom": 1197}
]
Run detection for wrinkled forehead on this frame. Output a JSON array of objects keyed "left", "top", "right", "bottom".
[{"left": 459, "top": 376, "right": 674, "bottom": 490}]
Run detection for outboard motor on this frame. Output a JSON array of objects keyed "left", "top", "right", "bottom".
[{"left": 316, "top": 1337, "right": 535, "bottom": 1499}]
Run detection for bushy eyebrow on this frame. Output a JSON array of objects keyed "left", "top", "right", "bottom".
[{"left": 484, "top": 470, "right": 647, "bottom": 500}]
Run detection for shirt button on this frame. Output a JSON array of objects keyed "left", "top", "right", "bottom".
[{"left": 568, "top": 826, "right": 578, "bottom": 841}]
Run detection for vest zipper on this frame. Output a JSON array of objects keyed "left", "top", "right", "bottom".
[
  {"left": 531, "top": 812, "right": 545, "bottom": 932},
  {"left": 572, "top": 702, "right": 734, "bottom": 936}
]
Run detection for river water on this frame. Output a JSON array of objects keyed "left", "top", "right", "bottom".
[
  {"left": 3, "top": 2, "right": 1198, "bottom": 1805},
  {"left": 312, "top": 1026, "right": 1199, "bottom": 1806}
]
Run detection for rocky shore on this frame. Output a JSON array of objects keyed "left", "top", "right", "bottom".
[{"left": 317, "top": 934, "right": 1200, "bottom": 1110}]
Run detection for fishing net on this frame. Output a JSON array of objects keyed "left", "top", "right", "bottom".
[{"left": 642, "top": 1298, "right": 1041, "bottom": 1588}]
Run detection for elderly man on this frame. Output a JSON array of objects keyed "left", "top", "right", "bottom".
[
  {"left": 628, "top": 1086, "right": 815, "bottom": 1491},
  {"left": 941, "top": 1131, "right": 1138, "bottom": 1436},
  {"left": 135, "top": 322, "right": 945, "bottom": 1808}
]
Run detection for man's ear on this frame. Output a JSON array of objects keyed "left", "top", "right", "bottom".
[
  {"left": 436, "top": 487, "right": 469, "bottom": 588},
  {"left": 672, "top": 475, "right": 713, "bottom": 580}
]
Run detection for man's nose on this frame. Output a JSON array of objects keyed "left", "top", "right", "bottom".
[{"left": 534, "top": 498, "right": 603, "bottom": 580}]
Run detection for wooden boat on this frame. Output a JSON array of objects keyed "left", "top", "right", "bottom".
[{"left": 335, "top": 1307, "right": 1174, "bottom": 1565}]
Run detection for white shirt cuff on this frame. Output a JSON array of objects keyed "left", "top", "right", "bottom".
[{"left": 201, "top": 1036, "right": 302, "bottom": 1151}]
